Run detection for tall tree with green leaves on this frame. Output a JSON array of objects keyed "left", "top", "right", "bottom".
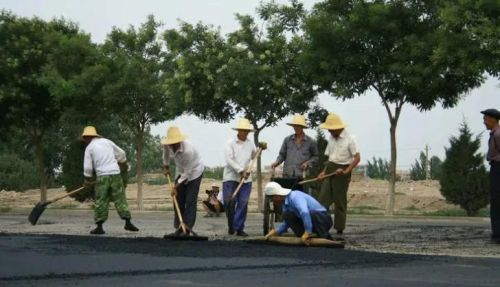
[
  {"left": 0, "top": 11, "right": 98, "bottom": 201},
  {"left": 367, "top": 157, "right": 390, "bottom": 180},
  {"left": 302, "top": 0, "right": 485, "bottom": 215},
  {"left": 164, "top": 2, "right": 317, "bottom": 210},
  {"left": 100, "top": 15, "right": 178, "bottom": 210},
  {"left": 440, "top": 121, "right": 489, "bottom": 216}
]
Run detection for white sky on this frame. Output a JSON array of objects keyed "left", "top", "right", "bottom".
[{"left": 3, "top": 0, "right": 499, "bottom": 169}]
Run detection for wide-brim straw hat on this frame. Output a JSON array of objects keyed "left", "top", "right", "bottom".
[
  {"left": 319, "top": 113, "right": 347, "bottom": 130},
  {"left": 81, "top": 126, "right": 101, "bottom": 138},
  {"left": 161, "top": 126, "right": 188, "bottom": 145},
  {"left": 265, "top": 182, "right": 291, "bottom": 196},
  {"left": 232, "top": 118, "right": 255, "bottom": 131},
  {"left": 286, "top": 114, "right": 308, "bottom": 128}
]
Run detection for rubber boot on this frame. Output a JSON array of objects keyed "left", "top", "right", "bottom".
[
  {"left": 90, "top": 221, "right": 105, "bottom": 235},
  {"left": 124, "top": 218, "right": 139, "bottom": 232}
]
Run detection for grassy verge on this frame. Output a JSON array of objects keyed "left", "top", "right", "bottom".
[{"left": 423, "top": 208, "right": 490, "bottom": 217}]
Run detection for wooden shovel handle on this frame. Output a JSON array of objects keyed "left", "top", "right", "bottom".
[
  {"left": 167, "top": 175, "right": 188, "bottom": 234},
  {"left": 298, "top": 172, "right": 336, "bottom": 185},
  {"left": 47, "top": 185, "right": 89, "bottom": 204},
  {"left": 231, "top": 147, "right": 263, "bottom": 200}
]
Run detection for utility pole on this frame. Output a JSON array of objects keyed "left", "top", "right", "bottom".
[{"left": 425, "top": 145, "right": 430, "bottom": 180}]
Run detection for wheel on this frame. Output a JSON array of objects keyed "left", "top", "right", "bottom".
[{"left": 263, "top": 196, "right": 272, "bottom": 235}]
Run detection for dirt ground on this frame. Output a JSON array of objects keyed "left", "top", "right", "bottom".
[{"left": 0, "top": 177, "right": 458, "bottom": 214}]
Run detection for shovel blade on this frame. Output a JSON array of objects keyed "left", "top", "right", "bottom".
[{"left": 28, "top": 201, "right": 49, "bottom": 225}]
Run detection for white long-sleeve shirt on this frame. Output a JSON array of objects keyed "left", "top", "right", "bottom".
[
  {"left": 83, "top": 138, "right": 126, "bottom": 177},
  {"left": 223, "top": 137, "right": 256, "bottom": 183},
  {"left": 162, "top": 141, "right": 204, "bottom": 184}
]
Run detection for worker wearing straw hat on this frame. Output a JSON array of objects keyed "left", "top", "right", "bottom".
[
  {"left": 82, "top": 126, "right": 139, "bottom": 235},
  {"left": 317, "top": 113, "right": 360, "bottom": 236},
  {"left": 271, "top": 114, "right": 319, "bottom": 179},
  {"left": 222, "top": 118, "right": 256, "bottom": 237},
  {"left": 162, "top": 126, "right": 204, "bottom": 237}
]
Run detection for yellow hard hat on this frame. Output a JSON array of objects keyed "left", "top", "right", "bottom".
[
  {"left": 232, "top": 118, "right": 255, "bottom": 132},
  {"left": 161, "top": 126, "right": 188, "bottom": 145},
  {"left": 81, "top": 126, "right": 101, "bottom": 138},
  {"left": 319, "top": 113, "right": 347, "bottom": 130},
  {"left": 286, "top": 114, "right": 308, "bottom": 128}
]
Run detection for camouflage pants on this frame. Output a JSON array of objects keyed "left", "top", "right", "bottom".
[
  {"left": 93, "top": 174, "right": 131, "bottom": 223},
  {"left": 317, "top": 162, "right": 351, "bottom": 232}
]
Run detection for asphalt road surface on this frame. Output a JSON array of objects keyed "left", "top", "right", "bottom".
[{"left": 1, "top": 233, "right": 499, "bottom": 287}]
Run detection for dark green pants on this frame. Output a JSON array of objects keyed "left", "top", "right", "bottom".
[
  {"left": 317, "top": 162, "right": 351, "bottom": 232},
  {"left": 93, "top": 174, "right": 131, "bottom": 223}
]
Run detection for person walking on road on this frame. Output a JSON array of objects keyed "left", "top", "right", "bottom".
[
  {"left": 82, "top": 126, "right": 139, "bottom": 235},
  {"left": 481, "top": 109, "right": 500, "bottom": 244}
]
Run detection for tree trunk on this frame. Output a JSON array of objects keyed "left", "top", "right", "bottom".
[
  {"left": 253, "top": 130, "right": 264, "bottom": 212},
  {"left": 34, "top": 137, "right": 48, "bottom": 202},
  {"left": 385, "top": 123, "right": 397, "bottom": 215},
  {"left": 136, "top": 131, "right": 145, "bottom": 211}
]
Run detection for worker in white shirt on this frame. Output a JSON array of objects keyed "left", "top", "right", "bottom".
[
  {"left": 317, "top": 113, "right": 360, "bottom": 236},
  {"left": 82, "top": 126, "right": 139, "bottom": 235},
  {"left": 223, "top": 118, "right": 256, "bottom": 237},
  {"left": 162, "top": 126, "right": 204, "bottom": 237}
]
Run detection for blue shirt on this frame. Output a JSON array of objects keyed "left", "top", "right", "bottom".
[{"left": 276, "top": 190, "right": 327, "bottom": 234}]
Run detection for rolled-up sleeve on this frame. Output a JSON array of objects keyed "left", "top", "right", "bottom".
[
  {"left": 162, "top": 145, "right": 170, "bottom": 166},
  {"left": 83, "top": 147, "right": 93, "bottom": 178},
  {"left": 349, "top": 136, "right": 360, "bottom": 156},
  {"left": 111, "top": 141, "right": 126, "bottom": 163},
  {"left": 275, "top": 138, "right": 287, "bottom": 164}
]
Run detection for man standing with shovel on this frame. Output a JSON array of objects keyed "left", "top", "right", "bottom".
[
  {"left": 317, "top": 113, "right": 360, "bottom": 236},
  {"left": 162, "top": 126, "right": 204, "bottom": 237},
  {"left": 82, "top": 126, "right": 139, "bottom": 235},
  {"left": 223, "top": 118, "right": 257, "bottom": 237}
]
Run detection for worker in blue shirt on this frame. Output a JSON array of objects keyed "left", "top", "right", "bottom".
[{"left": 264, "top": 182, "right": 333, "bottom": 244}]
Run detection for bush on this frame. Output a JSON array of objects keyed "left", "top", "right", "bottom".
[
  {"left": 367, "top": 157, "right": 390, "bottom": 180},
  {"left": 440, "top": 121, "right": 489, "bottom": 216},
  {"left": 0, "top": 152, "right": 40, "bottom": 191}
]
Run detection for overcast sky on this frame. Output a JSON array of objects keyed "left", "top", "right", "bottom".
[{"left": 3, "top": 0, "right": 499, "bottom": 169}]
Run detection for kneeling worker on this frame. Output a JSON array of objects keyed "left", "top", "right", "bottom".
[{"left": 264, "top": 182, "right": 333, "bottom": 244}]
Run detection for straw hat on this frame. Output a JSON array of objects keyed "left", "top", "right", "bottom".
[
  {"left": 286, "top": 114, "right": 308, "bottom": 128},
  {"left": 81, "top": 126, "right": 101, "bottom": 138},
  {"left": 161, "top": 126, "right": 188, "bottom": 145},
  {"left": 232, "top": 118, "right": 254, "bottom": 131},
  {"left": 319, "top": 113, "right": 347, "bottom": 130},
  {"left": 264, "top": 182, "right": 291, "bottom": 196}
]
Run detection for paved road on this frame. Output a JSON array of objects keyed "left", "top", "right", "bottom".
[{"left": 0, "top": 233, "right": 499, "bottom": 286}]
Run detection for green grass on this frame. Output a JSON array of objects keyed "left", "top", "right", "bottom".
[
  {"left": 57, "top": 203, "right": 79, "bottom": 209},
  {"left": 0, "top": 206, "right": 12, "bottom": 213},
  {"left": 401, "top": 205, "right": 420, "bottom": 211},
  {"left": 424, "top": 208, "right": 490, "bottom": 217},
  {"left": 348, "top": 205, "right": 383, "bottom": 215}
]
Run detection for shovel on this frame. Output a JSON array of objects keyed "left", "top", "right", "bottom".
[
  {"left": 298, "top": 172, "right": 336, "bottom": 185},
  {"left": 163, "top": 174, "right": 208, "bottom": 241},
  {"left": 226, "top": 142, "right": 267, "bottom": 231},
  {"left": 28, "top": 185, "right": 88, "bottom": 225}
]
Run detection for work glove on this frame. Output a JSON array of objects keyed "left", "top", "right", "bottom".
[
  {"left": 301, "top": 231, "right": 311, "bottom": 246},
  {"left": 265, "top": 229, "right": 278, "bottom": 240}
]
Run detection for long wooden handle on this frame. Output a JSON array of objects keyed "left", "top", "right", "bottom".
[
  {"left": 48, "top": 186, "right": 88, "bottom": 204},
  {"left": 167, "top": 175, "right": 188, "bottom": 233},
  {"left": 231, "top": 147, "right": 263, "bottom": 200},
  {"left": 298, "top": 172, "right": 336, "bottom": 185}
]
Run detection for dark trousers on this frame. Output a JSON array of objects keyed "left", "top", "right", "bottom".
[
  {"left": 490, "top": 162, "right": 500, "bottom": 238},
  {"left": 174, "top": 174, "right": 202, "bottom": 229},
  {"left": 282, "top": 210, "right": 333, "bottom": 239},
  {"left": 223, "top": 181, "right": 252, "bottom": 232},
  {"left": 317, "top": 162, "right": 351, "bottom": 232}
]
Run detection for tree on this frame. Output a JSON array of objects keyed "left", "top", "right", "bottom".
[
  {"left": 367, "top": 157, "right": 390, "bottom": 180},
  {"left": 0, "top": 11, "right": 98, "bottom": 201},
  {"left": 430, "top": 156, "right": 443, "bottom": 180},
  {"left": 440, "top": 121, "right": 489, "bottom": 216},
  {"left": 100, "top": 16, "right": 179, "bottom": 210},
  {"left": 164, "top": 2, "right": 317, "bottom": 210},
  {"left": 302, "top": 0, "right": 485, "bottom": 215},
  {"left": 410, "top": 152, "right": 427, "bottom": 180}
]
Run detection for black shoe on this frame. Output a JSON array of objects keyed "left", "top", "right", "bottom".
[
  {"left": 164, "top": 228, "right": 183, "bottom": 239},
  {"left": 90, "top": 225, "right": 105, "bottom": 235},
  {"left": 336, "top": 230, "right": 343, "bottom": 235},
  {"left": 124, "top": 220, "right": 139, "bottom": 232},
  {"left": 236, "top": 231, "right": 248, "bottom": 237},
  {"left": 491, "top": 237, "right": 500, "bottom": 244},
  {"left": 228, "top": 228, "right": 235, "bottom": 235}
]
